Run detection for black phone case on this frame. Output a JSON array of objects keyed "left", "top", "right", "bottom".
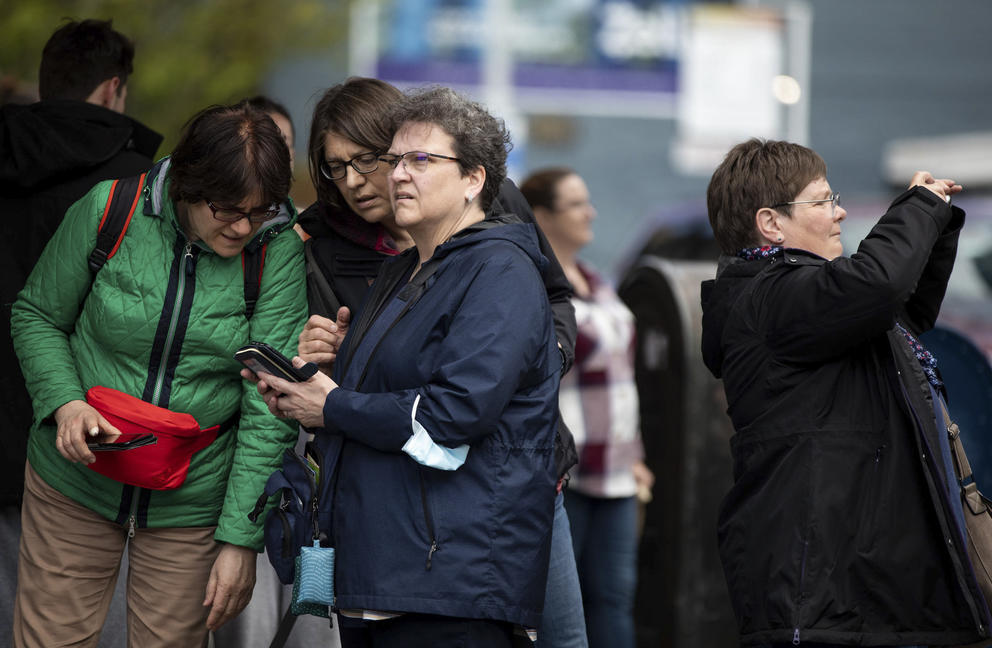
[
  {"left": 235, "top": 341, "right": 318, "bottom": 382},
  {"left": 88, "top": 433, "right": 158, "bottom": 451}
]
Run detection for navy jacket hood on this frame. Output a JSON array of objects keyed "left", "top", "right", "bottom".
[{"left": 437, "top": 213, "right": 549, "bottom": 276}]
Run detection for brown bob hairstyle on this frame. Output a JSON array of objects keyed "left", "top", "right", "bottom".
[
  {"left": 706, "top": 138, "right": 826, "bottom": 254},
  {"left": 520, "top": 167, "right": 577, "bottom": 212},
  {"left": 307, "top": 77, "right": 404, "bottom": 213},
  {"left": 168, "top": 102, "right": 291, "bottom": 209}
]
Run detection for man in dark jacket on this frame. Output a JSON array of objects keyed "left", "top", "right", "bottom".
[
  {"left": 700, "top": 138, "right": 987, "bottom": 646},
  {"left": 0, "top": 18, "right": 161, "bottom": 644}
]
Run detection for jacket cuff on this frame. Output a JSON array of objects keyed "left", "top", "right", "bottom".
[{"left": 889, "top": 185, "right": 955, "bottom": 233}]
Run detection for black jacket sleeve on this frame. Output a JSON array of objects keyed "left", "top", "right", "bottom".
[
  {"left": 901, "top": 200, "right": 964, "bottom": 335},
  {"left": 760, "top": 186, "right": 960, "bottom": 363},
  {"left": 492, "top": 178, "right": 576, "bottom": 373}
]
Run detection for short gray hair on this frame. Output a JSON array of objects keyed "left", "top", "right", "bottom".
[{"left": 388, "top": 86, "right": 511, "bottom": 212}]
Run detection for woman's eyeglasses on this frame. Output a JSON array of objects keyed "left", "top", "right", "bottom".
[
  {"left": 772, "top": 193, "right": 841, "bottom": 217},
  {"left": 206, "top": 201, "right": 280, "bottom": 224},
  {"left": 320, "top": 152, "right": 381, "bottom": 181},
  {"left": 378, "top": 151, "right": 461, "bottom": 174}
]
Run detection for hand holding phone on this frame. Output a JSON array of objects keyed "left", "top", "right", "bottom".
[{"left": 235, "top": 341, "right": 319, "bottom": 382}]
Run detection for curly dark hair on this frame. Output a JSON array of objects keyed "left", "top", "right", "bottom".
[{"left": 387, "top": 86, "right": 512, "bottom": 212}]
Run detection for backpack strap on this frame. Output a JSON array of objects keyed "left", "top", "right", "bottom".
[
  {"left": 88, "top": 173, "right": 146, "bottom": 273},
  {"left": 89, "top": 172, "right": 268, "bottom": 320},
  {"left": 242, "top": 243, "right": 266, "bottom": 319}
]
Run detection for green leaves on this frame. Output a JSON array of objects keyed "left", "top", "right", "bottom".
[{"left": 1, "top": 0, "right": 347, "bottom": 151}]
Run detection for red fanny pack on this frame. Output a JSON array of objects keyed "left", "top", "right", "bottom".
[{"left": 85, "top": 386, "right": 223, "bottom": 490}]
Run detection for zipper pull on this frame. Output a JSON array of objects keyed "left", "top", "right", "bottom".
[
  {"left": 128, "top": 514, "right": 136, "bottom": 539},
  {"left": 312, "top": 498, "right": 320, "bottom": 541},
  {"left": 426, "top": 540, "right": 438, "bottom": 570},
  {"left": 183, "top": 242, "right": 195, "bottom": 276},
  {"left": 792, "top": 628, "right": 800, "bottom": 645}
]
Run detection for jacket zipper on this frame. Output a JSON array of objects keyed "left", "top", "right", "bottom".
[
  {"left": 419, "top": 470, "right": 438, "bottom": 570},
  {"left": 127, "top": 493, "right": 139, "bottom": 538},
  {"left": 151, "top": 242, "right": 195, "bottom": 404},
  {"left": 124, "top": 241, "right": 196, "bottom": 537},
  {"left": 289, "top": 450, "right": 320, "bottom": 541},
  {"left": 793, "top": 537, "right": 808, "bottom": 645},
  {"left": 337, "top": 258, "right": 441, "bottom": 568},
  {"left": 277, "top": 503, "right": 292, "bottom": 557}
]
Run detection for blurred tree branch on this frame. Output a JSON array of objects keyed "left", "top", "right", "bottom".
[{"left": 0, "top": 0, "right": 348, "bottom": 150}]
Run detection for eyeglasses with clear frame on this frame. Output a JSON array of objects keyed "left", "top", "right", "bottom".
[
  {"left": 205, "top": 200, "right": 281, "bottom": 224},
  {"left": 378, "top": 151, "right": 461, "bottom": 174},
  {"left": 320, "top": 152, "right": 381, "bottom": 181},
  {"left": 772, "top": 193, "right": 841, "bottom": 217}
]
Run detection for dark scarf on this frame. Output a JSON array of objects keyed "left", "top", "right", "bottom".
[
  {"left": 736, "top": 245, "right": 784, "bottom": 261},
  {"left": 298, "top": 201, "right": 399, "bottom": 255},
  {"left": 895, "top": 322, "right": 943, "bottom": 389}
]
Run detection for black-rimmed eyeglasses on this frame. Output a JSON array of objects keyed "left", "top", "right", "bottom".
[
  {"left": 772, "top": 193, "right": 841, "bottom": 217},
  {"left": 320, "top": 152, "right": 380, "bottom": 181},
  {"left": 378, "top": 151, "right": 461, "bottom": 174},
  {"left": 206, "top": 200, "right": 280, "bottom": 224}
]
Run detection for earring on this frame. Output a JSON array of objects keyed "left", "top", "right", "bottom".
[{"left": 777, "top": 236, "right": 783, "bottom": 242}]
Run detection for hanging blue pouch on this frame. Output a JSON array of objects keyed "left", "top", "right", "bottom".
[{"left": 297, "top": 539, "right": 335, "bottom": 607}]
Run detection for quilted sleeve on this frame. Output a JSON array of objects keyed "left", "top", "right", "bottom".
[
  {"left": 215, "top": 228, "right": 308, "bottom": 549},
  {"left": 10, "top": 182, "right": 111, "bottom": 422}
]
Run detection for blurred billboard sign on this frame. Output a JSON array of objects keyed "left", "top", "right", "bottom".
[
  {"left": 673, "top": 3, "right": 811, "bottom": 175},
  {"left": 353, "top": 1, "right": 808, "bottom": 168},
  {"left": 357, "top": 0, "right": 681, "bottom": 118}
]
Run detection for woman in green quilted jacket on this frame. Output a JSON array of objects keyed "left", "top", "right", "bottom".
[{"left": 9, "top": 102, "right": 308, "bottom": 647}]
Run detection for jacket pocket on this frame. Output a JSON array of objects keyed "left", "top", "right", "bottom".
[
  {"left": 418, "top": 468, "right": 440, "bottom": 570},
  {"left": 857, "top": 444, "right": 886, "bottom": 552}
]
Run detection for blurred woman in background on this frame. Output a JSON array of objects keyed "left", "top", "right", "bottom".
[{"left": 522, "top": 168, "right": 653, "bottom": 648}]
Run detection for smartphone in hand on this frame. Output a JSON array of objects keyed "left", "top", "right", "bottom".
[
  {"left": 235, "top": 341, "right": 319, "bottom": 382},
  {"left": 87, "top": 433, "right": 157, "bottom": 451}
]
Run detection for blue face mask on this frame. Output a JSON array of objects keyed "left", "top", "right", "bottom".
[{"left": 401, "top": 394, "right": 469, "bottom": 471}]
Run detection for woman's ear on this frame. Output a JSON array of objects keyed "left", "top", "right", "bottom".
[
  {"left": 755, "top": 207, "right": 785, "bottom": 245},
  {"left": 465, "top": 166, "right": 486, "bottom": 203}
]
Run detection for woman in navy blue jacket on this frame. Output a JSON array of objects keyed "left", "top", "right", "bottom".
[{"left": 248, "top": 87, "right": 560, "bottom": 647}]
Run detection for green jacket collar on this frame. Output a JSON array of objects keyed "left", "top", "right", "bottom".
[{"left": 142, "top": 156, "right": 298, "bottom": 253}]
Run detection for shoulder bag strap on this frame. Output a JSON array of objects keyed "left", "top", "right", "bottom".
[
  {"left": 940, "top": 397, "right": 975, "bottom": 483},
  {"left": 304, "top": 237, "right": 342, "bottom": 319}
]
